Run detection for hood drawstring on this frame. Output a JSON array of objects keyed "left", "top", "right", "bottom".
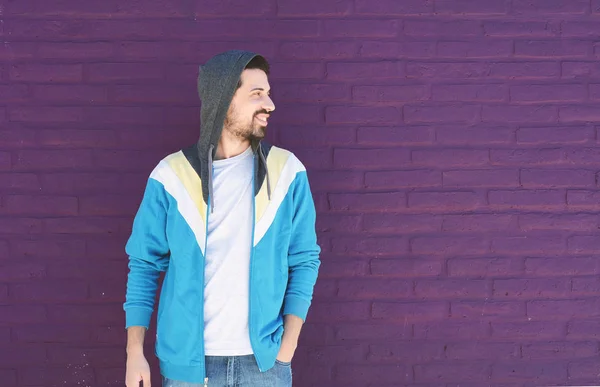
[
  {"left": 208, "top": 144, "right": 215, "bottom": 213},
  {"left": 258, "top": 144, "right": 271, "bottom": 201}
]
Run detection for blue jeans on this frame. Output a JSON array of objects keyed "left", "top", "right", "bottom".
[{"left": 162, "top": 355, "right": 292, "bottom": 387}]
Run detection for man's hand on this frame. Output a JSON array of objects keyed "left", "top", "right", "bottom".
[
  {"left": 126, "top": 348, "right": 151, "bottom": 387},
  {"left": 276, "top": 341, "right": 297, "bottom": 363},
  {"left": 276, "top": 314, "right": 303, "bottom": 363}
]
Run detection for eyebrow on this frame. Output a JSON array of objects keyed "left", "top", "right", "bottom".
[{"left": 250, "top": 87, "right": 270, "bottom": 92}]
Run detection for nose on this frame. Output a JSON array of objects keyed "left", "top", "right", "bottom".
[{"left": 263, "top": 95, "right": 275, "bottom": 113}]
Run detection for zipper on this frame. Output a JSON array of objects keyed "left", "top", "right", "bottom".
[{"left": 204, "top": 377, "right": 208, "bottom": 386}]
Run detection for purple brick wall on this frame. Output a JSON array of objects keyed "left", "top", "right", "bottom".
[{"left": 1, "top": 1, "right": 600, "bottom": 386}]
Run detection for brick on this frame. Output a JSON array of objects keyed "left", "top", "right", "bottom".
[
  {"left": 435, "top": 0, "right": 508, "bottom": 14},
  {"left": 13, "top": 324, "right": 89, "bottom": 343},
  {"left": 335, "top": 323, "right": 411, "bottom": 341},
  {"left": 366, "top": 170, "right": 441, "bottom": 189},
  {"left": 526, "top": 257, "right": 600, "bottom": 276},
  {"left": 277, "top": 0, "right": 350, "bottom": 15},
  {"left": 405, "top": 20, "right": 482, "bottom": 36},
  {"left": 411, "top": 237, "right": 489, "bottom": 255},
  {"left": 372, "top": 301, "right": 448, "bottom": 320},
  {"left": 93, "top": 149, "right": 164, "bottom": 172},
  {"left": 269, "top": 62, "right": 324, "bottom": 80},
  {"left": 443, "top": 169, "right": 519, "bottom": 188},
  {"left": 356, "top": 0, "right": 432, "bottom": 14},
  {"left": 517, "top": 126, "right": 593, "bottom": 144},
  {"left": 9, "top": 107, "right": 83, "bottom": 123},
  {"left": 3, "top": 195, "right": 78, "bottom": 216},
  {"left": 280, "top": 126, "right": 355, "bottom": 148},
  {"left": 328, "top": 61, "right": 405, "bottom": 81},
  {"left": 0, "top": 305, "right": 46, "bottom": 324},
  {"left": 0, "top": 241, "right": 9, "bottom": 260},
  {"left": 0, "top": 370, "right": 16, "bottom": 385},
  {"left": 437, "top": 41, "right": 513, "bottom": 58},
  {"left": 407, "top": 62, "right": 490, "bottom": 78},
  {"left": 86, "top": 106, "right": 163, "bottom": 125},
  {"left": 38, "top": 42, "right": 114, "bottom": 60},
  {"left": 560, "top": 105, "right": 600, "bottom": 122},
  {"left": 318, "top": 257, "right": 368, "bottom": 278},
  {"left": 10, "top": 281, "right": 88, "bottom": 301},
  {"left": 568, "top": 190, "right": 600, "bottom": 207},
  {"left": 170, "top": 19, "right": 318, "bottom": 39},
  {"left": 324, "top": 20, "right": 398, "bottom": 37},
  {"left": 412, "top": 149, "right": 488, "bottom": 166},
  {"left": 32, "top": 85, "right": 108, "bottom": 104},
  {"left": 436, "top": 126, "right": 514, "bottom": 145},
  {"left": 526, "top": 341, "right": 599, "bottom": 360},
  {"left": 492, "top": 362, "right": 567, "bottom": 382},
  {"left": 317, "top": 214, "right": 363, "bottom": 232},
  {"left": 564, "top": 21, "right": 600, "bottom": 37},
  {"left": 334, "top": 148, "right": 409, "bottom": 169},
  {"left": 448, "top": 257, "right": 523, "bottom": 278},
  {"left": 568, "top": 320, "right": 600, "bottom": 338},
  {"left": 48, "top": 304, "right": 123, "bottom": 324},
  {"left": 404, "top": 104, "right": 480, "bottom": 123},
  {"left": 6, "top": 0, "right": 118, "bottom": 16},
  {"left": 43, "top": 217, "right": 121, "bottom": 234},
  {"left": 309, "top": 171, "right": 363, "bottom": 191},
  {"left": 0, "top": 218, "right": 42, "bottom": 234},
  {"left": 358, "top": 126, "right": 433, "bottom": 145},
  {"left": 308, "top": 302, "right": 370, "bottom": 322},
  {"left": 443, "top": 214, "right": 516, "bottom": 232},
  {"left": 40, "top": 173, "right": 121, "bottom": 194},
  {"left": 0, "top": 262, "right": 46, "bottom": 281},
  {"left": 573, "top": 277, "right": 600, "bottom": 294},
  {"left": 19, "top": 366, "right": 96, "bottom": 386},
  {"left": 451, "top": 301, "right": 525, "bottom": 319},
  {"left": 92, "top": 325, "right": 127, "bottom": 343},
  {"left": 38, "top": 129, "right": 116, "bottom": 148},
  {"left": 371, "top": 258, "right": 443, "bottom": 278},
  {"left": 483, "top": 105, "right": 558, "bottom": 123},
  {"left": 331, "top": 236, "right": 407, "bottom": 255},
  {"left": 279, "top": 42, "right": 356, "bottom": 60},
  {"left": 359, "top": 41, "right": 436, "bottom": 58},
  {"left": 48, "top": 259, "right": 127, "bottom": 279},
  {"left": 327, "top": 106, "right": 402, "bottom": 125},
  {"left": 492, "top": 321, "right": 565, "bottom": 339},
  {"left": 285, "top": 148, "right": 331, "bottom": 169},
  {"left": 490, "top": 148, "right": 562, "bottom": 165},
  {"left": 113, "top": 84, "right": 196, "bottom": 104},
  {"left": 490, "top": 62, "right": 560, "bottom": 78},
  {"left": 515, "top": 40, "right": 589, "bottom": 57},
  {"left": 485, "top": 21, "right": 560, "bottom": 37},
  {"left": 90, "top": 279, "right": 127, "bottom": 301},
  {"left": 353, "top": 85, "right": 428, "bottom": 103},
  {"left": 432, "top": 84, "right": 505, "bottom": 102},
  {"left": 415, "top": 279, "right": 489, "bottom": 298},
  {"left": 0, "top": 173, "right": 39, "bottom": 192},
  {"left": 277, "top": 84, "right": 351, "bottom": 103},
  {"left": 10, "top": 64, "right": 82, "bottom": 83},
  {"left": 117, "top": 0, "right": 192, "bottom": 16},
  {"left": 47, "top": 345, "right": 124, "bottom": 367},
  {"left": 521, "top": 169, "right": 595, "bottom": 188},
  {"left": 569, "top": 360, "right": 600, "bottom": 380},
  {"left": 446, "top": 342, "right": 519, "bottom": 360},
  {"left": 0, "top": 129, "right": 36, "bottom": 148},
  {"left": 512, "top": 84, "right": 586, "bottom": 102},
  {"left": 565, "top": 148, "right": 600, "bottom": 165},
  {"left": 414, "top": 321, "right": 490, "bottom": 340},
  {"left": 569, "top": 235, "right": 600, "bottom": 253},
  {"left": 305, "top": 344, "right": 365, "bottom": 365},
  {"left": 408, "top": 191, "right": 481, "bottom": 210},
  {"left": 0, "top": 85, "right": 29, "bottom": 103},
  {"left": 338, "top": 279, "right": 411, "bottom": 299},
  {"left": 562, "top": 62, "right": 600, "bottom": 79},
  {"left": 87, "top": 63, "right": 164, "bottom": 83},
  {"left": 512, "top": 0, "right": 588, "bottom": 14},
  {"left": 414, "top": 363, "right": 490, "bottom": 382},
  {"left": 335, "top": 364, "right": 410, "bottom": 384},
  {"left": 369, "top": 342, "right": 444, "bottom": 362},
  {"left": 14, "top": 150, "right": 93, "bottom": 171},
  {"left": 519, "top": 214, "right": 597, "bottom": 231},
  {"left": 0, "top": 344, "right": 46, "bottom": 367},
  {"left": 529, "top": 299, "right": 600, "bottom": 319},
  {"left": 491, "top": 236, "right": 565, "bottom": 254},
  {"left": 493, "top": 278, "right": 570, "bottom": 298}
]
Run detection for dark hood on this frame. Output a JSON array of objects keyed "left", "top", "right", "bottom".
[{"left": 182, "top": 49, "right": 272, "bottom": 209}]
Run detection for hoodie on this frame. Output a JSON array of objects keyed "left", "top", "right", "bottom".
[{"left": 123, "top": 50, "right": 321, "bottom": 384}]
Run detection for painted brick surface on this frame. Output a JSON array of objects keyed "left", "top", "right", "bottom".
[{"left": 1, "top": 1, "right": 600, "bottom": 386}]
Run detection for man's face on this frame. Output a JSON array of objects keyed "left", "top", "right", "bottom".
[{"left": 223, "top": 68, "right": 275, "bottom": 142}]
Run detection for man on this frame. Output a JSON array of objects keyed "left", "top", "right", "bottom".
[{"left": 123, "top": 50, "right": 321, "bottom": 387}]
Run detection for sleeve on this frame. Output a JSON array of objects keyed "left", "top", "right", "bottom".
[
  {"left": 283, "top": 170, "right": 321, "bottom": 322},
  {"left": 123, "top": 176, "right": 170, "bottom": 329}
]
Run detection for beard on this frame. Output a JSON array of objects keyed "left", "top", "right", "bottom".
[{"left": 223, "top": 106, "right": 269, "bottom": 142}]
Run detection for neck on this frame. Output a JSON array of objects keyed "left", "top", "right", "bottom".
[{"left": 215, "top": 130, "right": 251, "bottom": 160}]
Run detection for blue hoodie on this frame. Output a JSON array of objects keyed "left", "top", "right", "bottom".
[{"left": 123, "top": 50, "right": 321, "bottom": 383}]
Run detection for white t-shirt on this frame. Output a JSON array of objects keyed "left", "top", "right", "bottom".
[{"left": 203, "top": 145, "right": 254, "bottom": 356}]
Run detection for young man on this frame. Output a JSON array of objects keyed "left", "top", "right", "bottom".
[{"left": 123, "top": 50, "right": 321, "bottom": 387}]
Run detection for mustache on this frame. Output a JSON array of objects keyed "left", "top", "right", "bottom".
[{"left": 254, "top": 109, "right": 270, "bottom": 118}]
